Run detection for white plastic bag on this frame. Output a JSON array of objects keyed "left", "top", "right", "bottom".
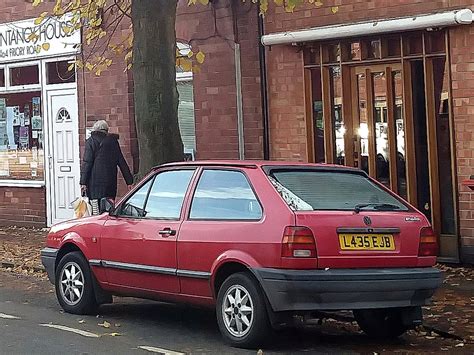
[{"left": 71, "top": 196, "right": 92, "bottom": 218}]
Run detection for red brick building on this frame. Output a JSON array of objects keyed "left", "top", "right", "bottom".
[{"left": 1, "top": 1, "right": 474, "bottom": 264}]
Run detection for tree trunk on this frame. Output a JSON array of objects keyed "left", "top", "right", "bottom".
[{"left": 132, "top": 0, "right": 183, "bottom": 177}]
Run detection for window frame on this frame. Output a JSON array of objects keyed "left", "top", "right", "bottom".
[
  {"left": 0, "top": 65, "right": 5, "bottom": 90},
  {"left": 113, "top": 174, "right": 155, "bottom": 219},
  {"left": 187, "top": 167, "right": 264, "bottom": 222},
  {"left": 7, "top": 60, "right": 42, "bottom": 91}
]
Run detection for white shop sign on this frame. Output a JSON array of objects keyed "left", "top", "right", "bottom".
[{"left": 0, "top": 15, "right": 81, "bottom": 64}]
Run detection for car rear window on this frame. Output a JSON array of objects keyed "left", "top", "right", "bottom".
[{"left": 269, "top": 170, "right": 408, "bottom": 212}]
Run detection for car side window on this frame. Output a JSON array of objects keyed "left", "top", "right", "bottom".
[
  {"left": 190, "top": 169, "right": 262, "bottom": 220},
  {"left": 144, "top": 169, "right": 195, "bottom": 219},
  {"left": 119, "top": 179, "right": 152, "bottom": 218}
]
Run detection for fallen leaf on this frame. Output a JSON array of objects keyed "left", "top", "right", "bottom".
[
  {"left": 455, "top": 343, "right": 465, "bottom": 347},
  {"left": 78, "top": 319, "right": 85, "bottom": 324},
  {"left": 98, "top": 321, "right": 111, "bottom": 328}
]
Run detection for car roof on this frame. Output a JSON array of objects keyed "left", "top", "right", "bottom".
[{"left": 155, "top": 160, "right": 361, "bottom": 172}]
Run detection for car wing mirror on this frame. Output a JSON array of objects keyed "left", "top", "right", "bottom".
[{"left": 100, "top": 198, "right": 115, "bottom": 214}]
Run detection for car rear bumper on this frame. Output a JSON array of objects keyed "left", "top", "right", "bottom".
[
  {"left": 253, "top": 267, "right": 442, "bottom": 312},
  {"left": 40, "top": 247, "right": 58, "bottom": 284}
]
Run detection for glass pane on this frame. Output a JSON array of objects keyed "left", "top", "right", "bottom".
[
  {"left": 0, "top": 92, "right": 45, "bottom": 180},
  {"left": 311, "top": 68, "right": 325, "bottom": 163},
  {"left": 372, "top": 71, "right": 390, "bottom": 188},
  {"left": 357, "top": 73, "right": 369, "bottom": 174},
  {"left": 145, "top": 170, "right": 194, "bottom": 219},
  {"left": 47, "top": 61, "right": 76, "bottom": 84},
  {"left": 304, "top": 46, "right": 320, "bottom": 66},
  {"left": 0, "top": 68, "right": 4, "bottom": 87},
  {"left": 433, "top": 57, "right": 455, "bottom": 234},
  {"left": 403, "top": 33, "right": 423, "bottom": 56},
  {"left": 411, "top": 60, "right": 431, "bottom": 219},
  {"left": 425, "top": 31, "right": 446, "bottom": 54},
  {"left": 384, "top": 36, "right": 401, "bottom": 58},
  {"left": 329, "top": 66, "right": 344, "bottom": 165},
  {"left": 393, "top": 71, "right": 407, "bottom": 199},
  {"left": 363, "top": 39, "right": 381, "bottom": 59},
  {"left": 120, "top": 179, "right": 152, "bottom": 217},
  {"left": 10, "top": 65, "right": 39, "bottom": 86},
  {"left": 271, "top": 170, "right": 408, "bottom": 211},
  {"left": 190, "top": 170, "right": 262, "bottom": 220},
  {"left": 324, "top": 44, "right": 340, "bottom": 63}
]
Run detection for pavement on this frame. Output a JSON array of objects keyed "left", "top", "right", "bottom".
[{"left": 0, "top": 226, "right": 473, "bottom": 354}]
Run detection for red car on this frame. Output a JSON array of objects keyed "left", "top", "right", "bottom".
[{"left": 41, "top": 161, "right": 442, "bottom": 348}]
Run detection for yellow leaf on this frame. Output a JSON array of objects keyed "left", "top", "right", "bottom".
[
  {"left": 42, "top": 43, "right": 50, "bottom": 51},
  {"left": 274, "top": 0, "right": 284, "bottom": 5},
  {"left": 187, "top": 50, "right": 194, "bottom": 58},
  {"left": 85, "top": 62, "right": 94, "bottom": 71},
  {"left": 32, "top": 0, "right": 42, "bottom": 7},
  {"left": 198, "top": 0, "right": 209, "bottom": 4},
  {"left": 67, "top": 63, "right": 75, "bottom": 71},
  {"left": 180, "top": 58, "right": 192, "bottom": 72},
  {"left": 315, "top": 0, "right": 323, "bottom": 6},
  {"left": 34, "top": 17, "right": 45, "bottom": 26},
  {"left": 195, "top": 51, "right": 205, "bottom": 64},
  {"left": 98, "top": 321, "right": 110, "bottom": 328},
  {"left": 331, "top": 6, "right": 339, "bottom": 14}
]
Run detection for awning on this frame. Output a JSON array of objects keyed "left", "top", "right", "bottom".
[{"left": 261, "top": 9, "right": 473, "bottom": 46}]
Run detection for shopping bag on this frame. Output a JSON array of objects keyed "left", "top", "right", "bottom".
[{"left": 71, "top": 196, "right": 92, "bottom": 218}]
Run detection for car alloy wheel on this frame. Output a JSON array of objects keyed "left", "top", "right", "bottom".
[
  {"left": 59, "top": 261, "right": 85, "bottom": 306},
  {"left": 222, "top": 284, "right": 254, "bottom": 338}
]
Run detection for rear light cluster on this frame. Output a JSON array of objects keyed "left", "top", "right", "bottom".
[
  {"left": 282, "top": 226, "right": 317, "bottom": 258},
  {"left": 418, "top": 227, "right": 439, "bottom": 257}
]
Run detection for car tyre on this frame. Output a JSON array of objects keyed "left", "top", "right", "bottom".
[
  {"left": 354, "top": 308, "right": 408, "bottom": 339},
  {"left": 55, "top": 251, "right": 97, "bottom": 315},
  {"left": 216, "top": 272, "right": 270, "bottom": 348}
]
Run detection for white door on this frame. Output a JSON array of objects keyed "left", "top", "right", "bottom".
[{"left": 47, "top": 89, "right": 80, "bottom": 225}]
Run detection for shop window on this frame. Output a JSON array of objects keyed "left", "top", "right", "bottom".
[
  {"left": 10, "top": 65, "right": 40, "bottom": 86},
  {"left": 329, "top": 66, "right": 344, "bottom": 165},
  {"left": 310, "top": 68, "right": 324, "bottom": 163},
  {"left": 432, "top": 57, "right": 455, "bottom": 234},
  {"left": 46, "top": 60, "right": 76, "bottom": 85},
  {"left": 177, "top": 80, "right": 196, "bottom": 159},
  {"left": 0, "top": 92, "right": 44, "bottom": 181},
  {"left": 0, "top": 68, "right": 4, "bottom": 88},
  {"left": 362, "top": 39, "right": 382, "bottom": 59}
]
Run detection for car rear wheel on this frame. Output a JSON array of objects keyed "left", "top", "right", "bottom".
[
  {"left": 354, "top": 308, "right": 408, "bottom": 339},
  {"left": 216, "top": 272, "right": 270, "bottom": 348},
  {"left": 55, "top": 251, "right": 97, "bottom": 315}
]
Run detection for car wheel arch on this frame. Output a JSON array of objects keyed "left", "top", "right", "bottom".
[{"left": 55, "top": 242, "right": 84, "bottom": 270}]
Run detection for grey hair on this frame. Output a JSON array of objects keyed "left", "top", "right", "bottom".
[{"left": 92, "top": 120, "right": 109, "bottom": 133}]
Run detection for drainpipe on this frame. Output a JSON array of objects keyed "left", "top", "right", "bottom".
[
  {"left": 234, "top": 43, "right": 245, "bottom": 160},
  {"left": 231, "top": 1, "right": 245, "bottom": 160},
  {"left": 257, "top": 3, "right": 270, "bottom": 160}
]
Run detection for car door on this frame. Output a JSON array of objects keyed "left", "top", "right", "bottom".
[{"left": 101, "top": 168, "right": 196, "bottom": 293}]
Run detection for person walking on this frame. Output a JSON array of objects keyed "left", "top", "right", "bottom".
[{"left": 80, "top": 120, "right": 133, "bottom": 212}]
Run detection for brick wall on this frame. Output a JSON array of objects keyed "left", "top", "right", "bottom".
[
  {"left": 450, "top": 23, "right": 474, "bottom": 263},
  {"left": 0, "top": 187, "right": 45, "bottom": 227},
  {"left": 176, "top": 0, "right": 263, "bottom": 160}
]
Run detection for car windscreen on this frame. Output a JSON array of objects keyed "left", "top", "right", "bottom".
[{"left": 269, "top": 169, "right": 409, "bottom": 212}]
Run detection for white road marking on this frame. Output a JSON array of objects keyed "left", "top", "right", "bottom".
[
  {"left": 138, "top": 346, "right": 185, "bottom": 355},
  {"left": 39, "top": 323, "right": 100, "bottom": 338},
  {"left": 0, "top": 313, "right": 20, "bottom": 319}
]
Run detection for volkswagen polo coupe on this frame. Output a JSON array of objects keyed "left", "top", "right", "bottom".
[{"left": 41, "top": 161, "right": 442, "bottom": 348}]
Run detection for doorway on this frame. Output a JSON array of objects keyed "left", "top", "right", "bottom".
[{"left": 46, "top": 88, "right": 80, "bottom": 225}]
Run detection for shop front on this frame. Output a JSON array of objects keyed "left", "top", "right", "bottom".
[
  {"left": 261, "top": 9, "right": 474, "bottom": 263},
  {"left": 0, "top": 16, "right": 81, "bottom": 226}
]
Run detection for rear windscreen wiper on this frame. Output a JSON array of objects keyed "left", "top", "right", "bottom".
[{"left": 354, "top": 203, "right": 401, "bottom": 213}]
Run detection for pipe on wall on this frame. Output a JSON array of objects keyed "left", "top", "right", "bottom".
[{"left": 257, "top": 3, "right": 270, "bottom": 160}]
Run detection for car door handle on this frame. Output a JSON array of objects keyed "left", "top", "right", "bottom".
[{"left": 158, "top": 228, "right": 176, "bottom": 237}]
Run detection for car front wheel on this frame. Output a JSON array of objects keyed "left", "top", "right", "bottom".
[
  {"left": 354, "top": 308, "right": 409, "bottom": 339},
  {"left": 216, "top": 272, "right": 270, "bottom": 348},
  {"left": 55, "top": 251, "right": 97, "bottom": 315}
]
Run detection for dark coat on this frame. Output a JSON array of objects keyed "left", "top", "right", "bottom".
[{"left": 80, "top": 132, "right": 133, "bottom": 199}]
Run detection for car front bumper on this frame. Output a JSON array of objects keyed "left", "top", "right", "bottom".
[
  {"left": 253, "top": 267, "right": 442, "bottom": 312},
  {"left": 40, "top": 247, "right": 58, "bottom": 284}
]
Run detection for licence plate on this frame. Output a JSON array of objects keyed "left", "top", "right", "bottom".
[{"left": 339, "top": 234, "right": 395, "bottom": 250}]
